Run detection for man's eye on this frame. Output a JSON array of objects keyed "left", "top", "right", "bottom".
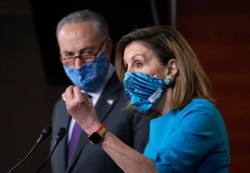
[
  {"left": 64, "top": 53, "right": 74, "bottom": 57},
  {"left": 81, "top": 50, "right": 94, "bottom": 55}
]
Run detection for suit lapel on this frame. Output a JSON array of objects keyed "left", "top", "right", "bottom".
[
  {"left": 95, "top": 89, "right": 119, "bottom": 122},
  {"left": 62, "top": 119, "right": 70, "bottom": 170},
  {"left": 66, "top": 73, "right": 123, "bottom": 171},
  {"left": 54, "top": 102, "right": 72, "bottom": 172}
]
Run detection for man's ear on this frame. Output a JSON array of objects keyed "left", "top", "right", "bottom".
[{"left": 105, "top": 38, "right": 113, "bottom": 59}]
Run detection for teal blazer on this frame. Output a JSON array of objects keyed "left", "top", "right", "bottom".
[{"left": 144, "top": 98, "right": 230, "bottom": 173}]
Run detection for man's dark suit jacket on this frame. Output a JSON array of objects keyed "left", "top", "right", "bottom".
[{"left": 50, "top": 73, "right": 150, "bottom": 173}]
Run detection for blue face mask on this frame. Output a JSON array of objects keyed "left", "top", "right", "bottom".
[
  {"left": 63, "top": 52, "right": 109, "bottom": 92},
  {"left": 124, "top": 71, "right": 172, "bottom": 113}
]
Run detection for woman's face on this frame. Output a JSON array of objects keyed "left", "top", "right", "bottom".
[{"left": 123, "top": 41, "right": 167, "bottom": 79}]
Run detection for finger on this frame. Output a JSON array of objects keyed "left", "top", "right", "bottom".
[
  {"left": 72, "top": 86, "right": 81, "bottom": 95},
  {"left": 62, "top": 93, "right": 66, "bottom": 101},
  {"left": 72, "top": 86, "right": 84, "bottom": 100},
  {"left": 64, "top": 85, "right": 75, "bottom": 100},
  {"left": 62, "top": 85, "right": 74, "bottom": 101}
]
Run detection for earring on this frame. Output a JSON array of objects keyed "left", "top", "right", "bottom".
[{"left": 164, "top": 77, "right": 173, "bottom": 86}]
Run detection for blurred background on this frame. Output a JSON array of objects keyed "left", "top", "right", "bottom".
[{"left": 0, "top": 0, "right": 249, "bottom": 172}]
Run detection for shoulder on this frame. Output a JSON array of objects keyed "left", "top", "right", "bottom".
[
  {"left": 173, "top": 98, "right": 224, "bottom": 130},
  {"left": 52, "top": 98, "right": 68, "bottom": 120},
  {"left": 181, "top": 98, "right": 219, "bottom": 116},
  {"left": 53, "top": 98, "right": 66, "bottom": 110}
]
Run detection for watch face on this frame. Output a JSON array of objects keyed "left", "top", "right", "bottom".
[{"left": 88, "top": 132, "right": 102, "bottom": 144}]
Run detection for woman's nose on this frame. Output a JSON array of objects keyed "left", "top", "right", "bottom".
[{"left": 126, "top": 65, "right": 132, "bottom": 72}]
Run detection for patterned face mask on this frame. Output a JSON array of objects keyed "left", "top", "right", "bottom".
[
  {"left": 63, "top": 52, "right": 109, "bottom": 92},
  {"left": 124, "top": 71, "right": 172, "bottom": 113}
]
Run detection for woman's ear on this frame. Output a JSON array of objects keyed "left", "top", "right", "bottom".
[
  {"left": 167, "top": 59, "right": 178, "bottom": 77},
  {"left": 164, "top": 59, "right": 178, "bottom": 86},
  {"left": 164, "top": 59, "right": 178, "bottom": 85}
]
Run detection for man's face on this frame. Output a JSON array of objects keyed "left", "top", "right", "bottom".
[{"left": 58, "top": 21, "right": 104, "bottom": 68}]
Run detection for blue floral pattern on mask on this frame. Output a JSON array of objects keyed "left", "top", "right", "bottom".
[
  {"left": 63, "top": 52, "right": 109, "bottom": 92},
  {"left": 124, "top": 71, "right": 167, "bottom": 113}
]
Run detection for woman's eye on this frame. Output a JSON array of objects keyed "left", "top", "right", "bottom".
[{"left": 135, "top": 62, "right": 143, "bottom": 68}]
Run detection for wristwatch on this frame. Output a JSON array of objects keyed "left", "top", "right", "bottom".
[{"left": 88, "top": 124, "right": 108, "bottom": 144}]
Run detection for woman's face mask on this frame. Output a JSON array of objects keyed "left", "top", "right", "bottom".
[
  {"left": 63, "top": 51, "right": 109, "bottom": 92},
  {"left": 124, "top": 71, "right": 172, "bottom": 113}
]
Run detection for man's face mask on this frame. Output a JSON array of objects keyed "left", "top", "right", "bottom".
[
  {"left": 124, "top": 71, "right": 172, "bottom": 113},
  {"left": 63, "top": 51, "right": 109, "bottom": 92}
]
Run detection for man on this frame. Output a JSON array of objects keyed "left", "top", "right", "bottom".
[{"left": 50, "top": 9, "right": 150, "bottom": 173}]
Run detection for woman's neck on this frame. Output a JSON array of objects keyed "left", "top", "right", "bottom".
[{"left": 154, "top": 89, "right": 172, "bottom": 115}]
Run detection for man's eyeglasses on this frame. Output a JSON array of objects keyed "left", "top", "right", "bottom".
[{"left": 60, "top": 40, "right": 106, "bottom": 66}]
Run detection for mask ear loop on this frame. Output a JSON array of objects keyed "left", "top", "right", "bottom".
[{"left": 164, "top": 77, "right": 173, "bottom": 86}]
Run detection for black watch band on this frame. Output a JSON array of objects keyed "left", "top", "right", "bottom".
[{"left": 88, "top": 124, "right": 108, "bottom": 144}]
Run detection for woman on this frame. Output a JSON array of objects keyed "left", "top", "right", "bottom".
[{"left": 62, "top": 25, "right": 230, "bottom": 173}]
